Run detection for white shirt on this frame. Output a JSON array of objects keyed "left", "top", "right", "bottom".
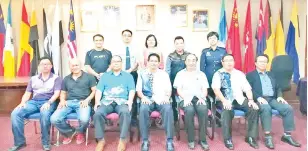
[
  {"left": 173, "top": 69, "right": 209, "bottom": 102},
  {"left": 136, "top": 69, "right": 171, "bottom": 104},
  {"left": 211, "top": 68, "right": 251, "bottom": 105},
  {"left": 112, "top": 44, "right": 139, "bottom": 71}
]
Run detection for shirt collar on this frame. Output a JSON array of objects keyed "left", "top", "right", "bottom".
[
  {"left": 38, "top": 73, "right": 53, "bottom": 81},
  {"left": 70, "top": 71, "right": 84, "bottom": 79},
  {"left": 257, "top": 69, "right": 267, "bottom": 75},
  {"left": 109, "top": 70, "right": 123, "bottom": 76}
]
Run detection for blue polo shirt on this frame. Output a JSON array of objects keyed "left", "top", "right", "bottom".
[{"left": 97, "top": 71, "right": 135, "bottom": 105}]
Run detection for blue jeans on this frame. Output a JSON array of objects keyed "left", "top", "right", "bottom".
[
  {"left": 50, "top": 99, "right": 91, "bottom": 137},
  {"left": 11, "top": 99, "right": 57, "bottom": 146}
]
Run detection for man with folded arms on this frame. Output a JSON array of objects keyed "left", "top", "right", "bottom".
[
  {"left": 94, "top": 55, "right": 135, "bottom": 151},
  {"left": 246, "top": 54, "right": 301, "bottom": 149},
  {"left": 9, "top": 57, "right": 62, "bottom": 151},
  {"left": 51, "top": 58, "right": 96, "bottom": 145},
  {"left": 174, "top": 54, "right": 209, "bottom": 150},
  {"left": 212, "top": 54, "right": 259, "bottom": 150},
  {"left": 137, "top": 53, "right": 174, "bottom": 151}
]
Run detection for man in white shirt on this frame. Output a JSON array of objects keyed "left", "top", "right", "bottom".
[
  {"left": 212, "top": 54, "right": 259, "bottom": 150},
  {"left": 136, "top": 53, "right": 174, "bottom": 151},
  {"left": 173, "top": 54, "right": 209, "bottom": 150}
]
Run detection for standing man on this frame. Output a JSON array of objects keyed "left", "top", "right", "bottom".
[
  {"left": 85, "top": 34, "right": 112, "bottom": 81},
  {"left": 9, "top": 57, "right": 62, "bottom": 151},
  {"left": 212, "top": 54, "right": 259, "bottom": 150},
  {"left": 94, "top": 55, "right": 135, "bottom": 151},
  {"left": 51, "top": 58, "right": 96, "bottom": 145},
  {"left": 173, "top": 54, "right": 209, "bottom": 150},
  {"left": 165, "top": 36, "right": 190, "bottom": 122},
  {"left": 246, "top": 54, "right": 301, "bottom": 149},
  {"left": 137, "top": 53, "right": 174, "bottom": 151},
  {"left": 113, "top": 29, "right": 139, "bottom": 125}
]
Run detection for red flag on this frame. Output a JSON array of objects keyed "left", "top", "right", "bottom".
[
  {"left": 228, "top": 0, "right": 242, "bottom": 70},
  {"left": 17, "top": 0, "right": 31, "bottom": 76},
  {"left": 243, "top": 0, "right": 255, "bottom": 73}
]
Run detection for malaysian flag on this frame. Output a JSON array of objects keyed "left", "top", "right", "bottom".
[{"left": 67, "top": 0, "right": 77, "bottom": 59}]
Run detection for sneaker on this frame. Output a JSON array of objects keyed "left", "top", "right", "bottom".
[
  {"left": 76, "top": 133, "right": 85, "bottom": 144},
  {"left": 62, "top": 131, "right": 77, "bottom": 145}
]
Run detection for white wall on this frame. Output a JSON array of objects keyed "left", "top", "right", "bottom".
[{"left": 1, "top": 0, "right": 307, "bottom": 77}]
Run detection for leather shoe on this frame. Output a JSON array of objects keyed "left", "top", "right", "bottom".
[
  {"left": 166, "top": 141, "right": 174, "bottom": 151},
  {"left": 141, "top": 141, "right": 150, "bottom": 151},
  {"left": 264, "top": 136, "right": 275, "bottom": 149},
  {"left": 42, "top": 145, "right": 51, "bottom": 151},
  {"left": 281, "top": 135, "right": 301, "bottom": 147},
  {"left": 188, "top": 142, "right": 195, "bottom": 149},
  {"left": 245, "top": 137, "right": 259, "bottom": 149},
  {"left": 8, "top": 144, "right": 26, "bottom": 151},
  {"left": 199, "top": 141, "right": 209, "bottom": 150},
  {"left": 224, "top": 139, "right": 234, "bottom": 150}
]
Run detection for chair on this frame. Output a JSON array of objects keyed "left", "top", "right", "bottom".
[
  {"left": 25, "top": 112, "right": 55, "bottom": 142},
  {"left": 54, "top": 113, "right": 91, "bottom": 146},
  {"left": 175, "top": 95, "right": 216, "bottom": 140},
  {"left": 270, "top": 55, "right": 294, "bottom": 91},
  {"left": 104, "top": 112, "right": 134, "bottom": 143}
]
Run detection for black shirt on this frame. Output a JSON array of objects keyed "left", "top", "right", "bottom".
[
  {"left": 85, "top": 49, "right": 112, "bottom": 74},
  {"left": 62, "top": 71, "right": 97, "bottom": 100}
]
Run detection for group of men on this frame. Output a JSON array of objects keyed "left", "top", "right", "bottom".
[{"left": 8, "top": 29, "right": 301, "bottom": 151}]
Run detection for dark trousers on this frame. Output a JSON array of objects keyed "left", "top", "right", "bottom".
[
  {"left": 93, "top": 102, "right": 131, "bottom": 140},
  {"left": 139, "top": 102, "right": 174, "bottom": 141},
  {"left": 171, "top": 89, "right": 178, "bottom": 121},
  {"left": 179, "top": 99, "right": 208, "bottom": 142},
  {"left": 258, "top": 97, "right": 295, "bottom": 132},
  {"left": 131, "top": 71, "right": 138, "bottom": 124},
  {"left": 217, "top": 99, "right": 259, "bottom": 139}
]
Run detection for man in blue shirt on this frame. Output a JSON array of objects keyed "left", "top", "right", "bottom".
[{"left": 93, "top": 55, "right": 135, "bottom": 151}]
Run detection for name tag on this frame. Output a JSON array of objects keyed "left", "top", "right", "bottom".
[{"left": 206, "top": 52, "right": 211, "bottom": 56}]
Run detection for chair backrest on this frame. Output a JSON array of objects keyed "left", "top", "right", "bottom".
[{"left": 270, "top": 55, "right": 294, "bottom": 91}]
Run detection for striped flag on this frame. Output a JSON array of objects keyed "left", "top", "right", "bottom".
[
  {"left": 3, "top": 0, "right": 15, "bottom": 78},
  {"left": 256, "top": 0, "right": 266, "bottom": 56},
  {"left": 263, "top": 0, "right": 275, "bottom": 70},
  {"left": 67, "top": 0, "right": 77, "bottom": 59},
  {"left": 243, "top": 0, "right": 254, "bottom": 73},
  {"left": 218, "top": 0, "right": 228, "bottom": 47},
  {"left": 29, "top": 6, "right": 40, "bottom": 76},
  {"left": 0, "top": 4, "right": 5, "bottom": 76}
]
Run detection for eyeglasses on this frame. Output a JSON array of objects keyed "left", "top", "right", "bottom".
[{"left": 123, "top": 35, "right": 132, "bottom": 37}]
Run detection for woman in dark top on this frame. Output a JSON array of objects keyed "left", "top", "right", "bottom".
[{"left": 200, "top": 31, "right": 227, "bottom": 96}]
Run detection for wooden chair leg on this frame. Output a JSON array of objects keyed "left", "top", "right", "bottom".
[
  {"left": 34, "top": 122, "right": 38, "bottom": 134},
  {"left": 54, "top": 130, "right": 60, "bottom": 146},
  {"left": 86, "top": 127, "right": 89, "bottom": 146}
]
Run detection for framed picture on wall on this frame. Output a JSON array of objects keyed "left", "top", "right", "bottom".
[
  {"left": 192, "top": 10, "right": 209, "bottom": 31},
  {"left": 80, "top": 10, "right": 98, "bottom": 32},
  {"left": 103, "top": 5, "right": 120, "bottom": 28},
  {"left": 170, "top": 5, "right": 187, "bottom": 27},
  {"left": 136, "top": 5, "right": 155, "bottom": 31}
]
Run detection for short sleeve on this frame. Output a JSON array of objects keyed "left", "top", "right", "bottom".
[
  {"left": 84, "top": 50, "right": 91, "bottom": 65},
  {"left": 127, "top": 74, "right": 135, "bottom": 91},
  {"left": 54, "top": 77, "right": 62, "bottom": 91},
  {"left": 61, "top": 77, "right": 67, "bottom": 91},
  {"left": 173, "top": 71, "right": 182, "bottom": 89},
  {"left": 136, "top": 73, "right": 143, "bottom": 92},
  {"left": 199, "top": 72, "right": 209, "bottom": 89},
  {"left": 26, "top": 78, "right": 33, "bottom": 92},
  {"left": 88, "top": 75, "right": 97, "bottom": 88},
  {"left": 211, "top": 72, "right": 221, "bottom": 89},
  {"left": 97, "top": 74, "right": 106, "bottom": 92}
]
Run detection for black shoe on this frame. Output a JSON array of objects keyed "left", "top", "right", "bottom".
[
  {"left": 245, "top": 137, "right": 259, "bottom": 149},
  {"left": 141, "top": 141, "right": 150, "bottom": 151},
  {"left": 199, "top": 141, "right": 209, "bottom": 151},
  {"left": 42, "top": 145, "right": 51, "bottom": 151},
  {"left": 166, "top": 141, "right": 174, "bottom": 151},
  {"left": 188, "top": 142, "right": 195, "bottom": 150},
  {"left": 264, "top": 135, "right": 275, "bottom": 149},
  {"left": 8, "top": 144, "right": 26, "bottom": 151},
  {"left": 281, "top": 135, "right": 301, "bottom": 147},
  {"left": 224, "top": 139, "right": 234, "bottom": 150}
]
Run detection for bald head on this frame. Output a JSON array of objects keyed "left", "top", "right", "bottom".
[{"left": 69, "top": 58, "right": 82, "bottom": 74}]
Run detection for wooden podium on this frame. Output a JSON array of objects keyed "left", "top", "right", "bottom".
[{"left": 0, "top": 77, "right": 29, "bottom": 114}]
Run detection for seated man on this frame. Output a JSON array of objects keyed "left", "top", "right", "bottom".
[
  {"left": 9, "top": 57, "right": 62, "bottom": 151},
  {"left": 173, "top": 54, "right": 209, "bottom": 150},
  {"left": 137, "top": 53, "right": 174, "bottom": 151},
  {"left": 212, "top": 54, "right": 259, "bottom": 150},
  {"left": 50, "top": 58, "right": 96, "bottom": 145},
  {"left": 94, "top": 55, "right": 135, "bottom": 151},
  {"left": 246, "top": 54, "right": 301, "bottom": 149}
]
